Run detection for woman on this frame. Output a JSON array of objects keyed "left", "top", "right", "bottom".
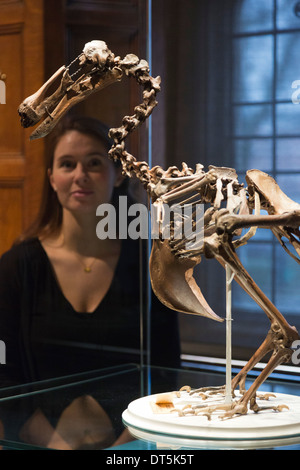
[{"left": 0, "top": 116, "right": 180, "bottom": 449}]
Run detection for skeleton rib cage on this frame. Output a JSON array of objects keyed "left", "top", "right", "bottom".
[{"left": 18, "top": 40, "right": 300, "bottom": 419}]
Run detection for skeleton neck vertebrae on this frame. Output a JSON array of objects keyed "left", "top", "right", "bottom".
[{"left": 19, "top": 39, "right": 300, "bottom": 419}]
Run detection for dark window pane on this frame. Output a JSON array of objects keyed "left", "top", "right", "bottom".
[
  {"left": 234, "top": 104, "right": 273, "bottom": 136},
  {"left": 275, "top": 245, "right": 300, "bottom": 314},
  {"left": 233, "top": 36, "right": 274, "bottom": 103},
  {"left": 276, "top": 32, "right": 300, "bottom": 101},
  {"left": 233, "top": 0, "right": 273, "bottom": 33},
  {"left": 276, "top": 138, "right": 300, "bottom": 170}
]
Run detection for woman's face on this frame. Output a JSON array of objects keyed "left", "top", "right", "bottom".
[{"left": 49, "top": 130, "right": 123, "bottom": 215}]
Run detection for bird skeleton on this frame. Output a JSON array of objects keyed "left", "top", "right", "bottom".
[{"left": 18, "top": 40, "right": 300, "bottom": 419}]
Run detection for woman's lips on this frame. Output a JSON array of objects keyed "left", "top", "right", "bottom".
[{"left": 71, "top": 189, "right": 94, "bottom": 198}]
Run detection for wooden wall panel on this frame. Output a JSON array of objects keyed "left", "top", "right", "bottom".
[
  {"left": 0, "top": 26, "right": 23, "bottom": 155},
  {"left": 0, "top": 0, "right": 45, "bottom": 254}
]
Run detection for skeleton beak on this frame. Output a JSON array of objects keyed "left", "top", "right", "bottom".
[
  {"left": 150, "top": 239, "right": 223, "bottom": 321},
  {"left": 18, "top": 41, "right": 123, "bottom": 140},
  {"left": 18, "top": 66, "right": 68, "bottom": 131}
]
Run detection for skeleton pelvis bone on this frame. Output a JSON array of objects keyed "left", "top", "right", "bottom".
[
  {"left": 150, "top": 239, "right": 222, "bottom": 321},
  {"left": 18, "top": 40, "right": 300, "bottom": 419}
]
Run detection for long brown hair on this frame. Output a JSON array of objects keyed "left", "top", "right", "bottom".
[{"left": 17, "top": 115, "right": 128, "bottom": 243}]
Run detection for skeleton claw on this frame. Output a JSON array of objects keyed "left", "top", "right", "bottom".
[
  {"left": 257, "top": 393, "right": 276, "bottom": 401},
  {"left": 179, "top": 385, "right": 192, "bottom": 392},
  {"left": 276, "top": 404, "right": 289, "bottom": 412}
]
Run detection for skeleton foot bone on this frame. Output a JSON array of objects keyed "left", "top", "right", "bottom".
[{"left": 172, "top": 387, "right": 289, "bottom": 421}]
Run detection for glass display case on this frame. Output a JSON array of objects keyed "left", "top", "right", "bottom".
[
  {"left": 0, "top": 363, "right": 299, "bottom": 451},
  {"left": 2, "top": 2, "right": 300, "bottom": 454}
]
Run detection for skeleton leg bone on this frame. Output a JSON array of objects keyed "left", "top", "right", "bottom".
[
  {"left": 198, "top": 233, "right": 299, "bottom": 418},
  {"left": 216, "top": 211, "right": 300, "bottom": 236}
]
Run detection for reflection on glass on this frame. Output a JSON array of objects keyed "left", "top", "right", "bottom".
[
  {"left": 234, "top": 104, "right": 273, "bottom": 136},
  {"left": 234, "top": 138, "right": 273, "bottom": 171},
  {"left": 277, "top": 0, "right": 300, "bottom": 30},
  {"left": 276, "top": 138, "right": 300, "bottom": 170},
  {"left": 233, "top": 0, "right": 273, "bottom": 33},
  {"left": 233, "top": 36, "right": 274, "bottom": 103},
  {"left": 275, "top": 245, "right": 300, "bottom": 314},
  {"left": 276, "top": 32, "right": 300, "bottom": 101},
  {"left": 233, "top": 243, "right": 273, "bottom": 311}
]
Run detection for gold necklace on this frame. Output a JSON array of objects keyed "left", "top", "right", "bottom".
[{"left": 77, "top": 256, "right": 98, "bottom": 273}]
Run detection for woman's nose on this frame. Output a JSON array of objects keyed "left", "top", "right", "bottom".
[{"left": 73, "top": 163, "right": 88, "bottom": 182}]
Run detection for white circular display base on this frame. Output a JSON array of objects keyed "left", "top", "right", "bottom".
[{"left": 122, "top": 391, "right": 300, "bottom": 449}]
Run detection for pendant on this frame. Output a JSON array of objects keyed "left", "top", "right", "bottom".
[{"left": 84, "top": 267, "right": 92, "bottom": 273}]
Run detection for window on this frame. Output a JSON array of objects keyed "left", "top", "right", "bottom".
[
  {"left": 231, "top": 0, "right": 300, "bottom": 320},
  {"left": 179, "top": 0, "right": 300, "bottom": 364}
]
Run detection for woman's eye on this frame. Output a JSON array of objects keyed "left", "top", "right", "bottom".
[
  {"left": 88, "top": 158, "right": 103, "bottom": 169},
  {"left": 60, "top": 160, "right": 74, "bottom": 169}
]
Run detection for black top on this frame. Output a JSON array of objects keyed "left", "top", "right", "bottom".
[{"left": 0, "top": 237, "right": 180, "bottom": 388}]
